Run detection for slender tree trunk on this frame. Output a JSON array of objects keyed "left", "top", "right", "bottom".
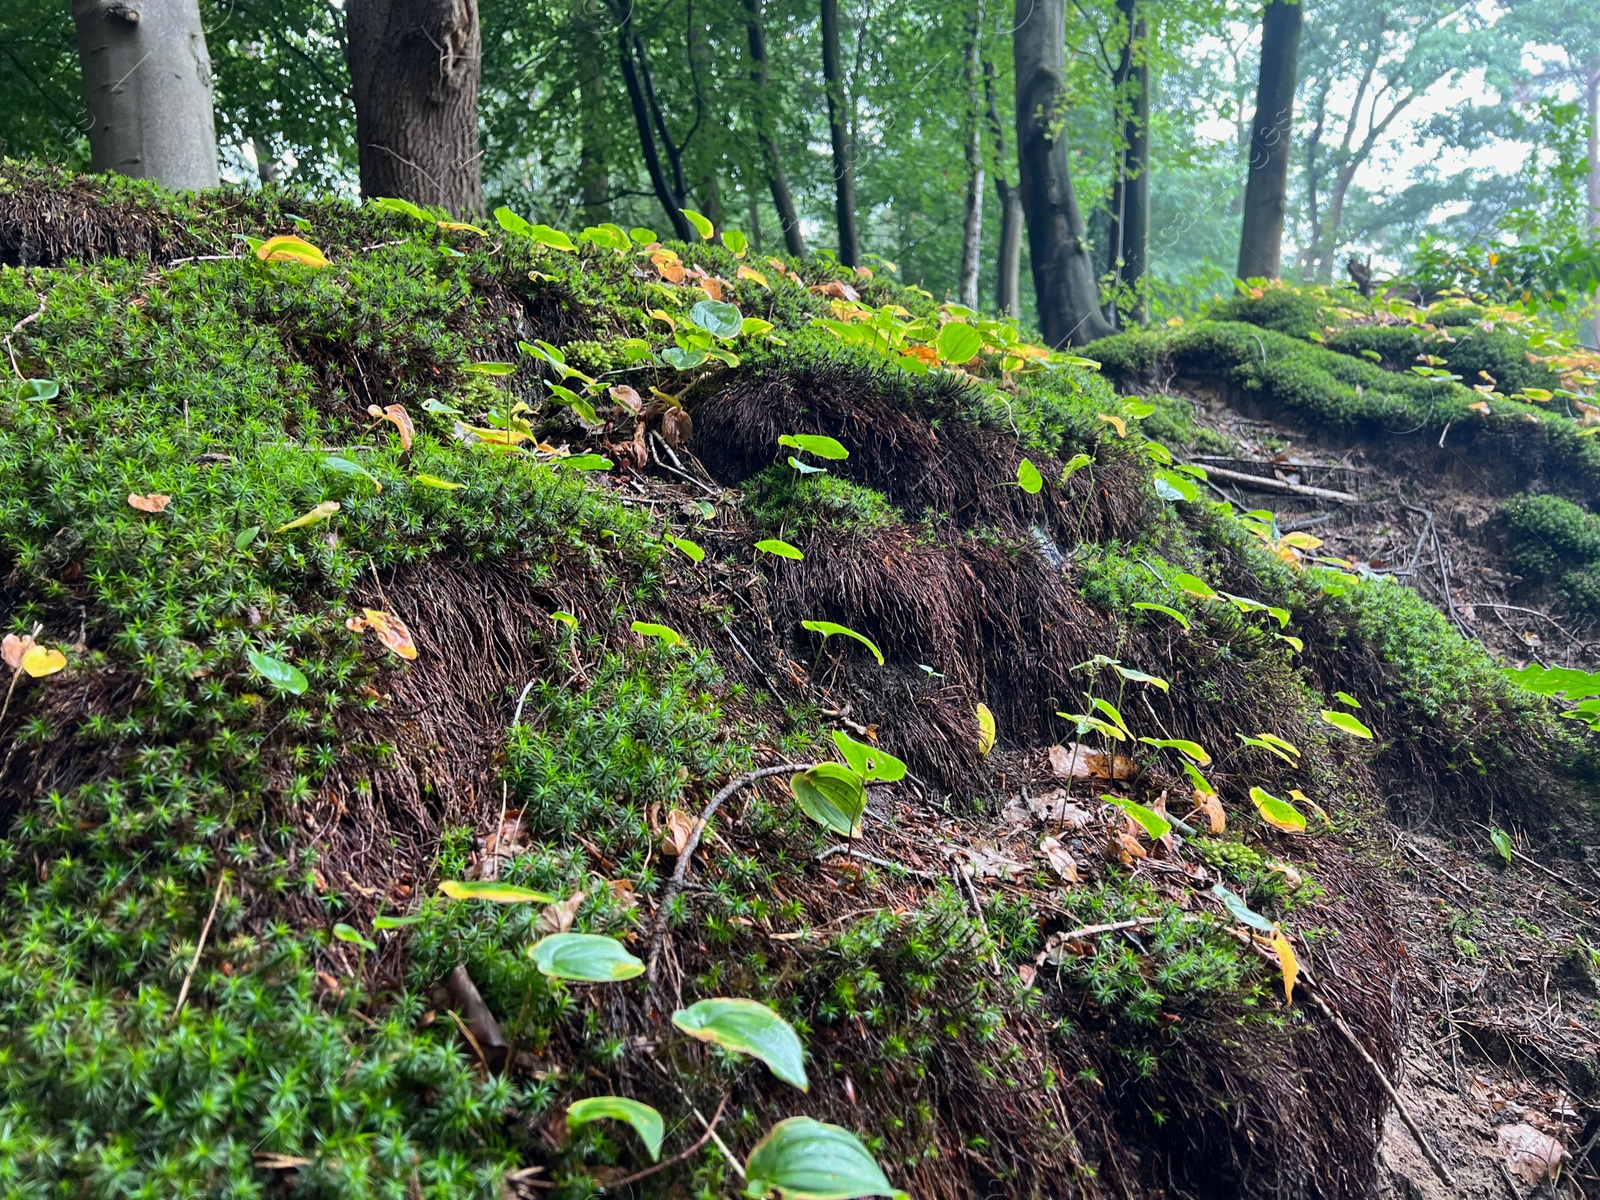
[
  {"left": 1236, "top": 0, "right": 1302, "bottom": 280},
  {"left": 744, "top": 0, "right": 807, "bottom": 256},
  {"left": 958, "top": 0, "right": 986, "bottom": 308},
  {"left": 346, "top": 0, "right": 482, "bottom": 214},
  {"left": 984, "top": 60, "right": 1023, "bottom": 317},
  {"left": 1105, "top": 0, "right": 1148, "bottom": 325},
  {"left": 821, "top": 0, "right": 861, "bottom": 266},
  {"left": 610, "top": 1, "right": 696, "bottom": 242},
  {"left": 71, "top": 0, "right": 219, "bottom": 189},
  {"left": 747, "top": 185, "right": 764, "bottom": 253},
  {"left": 1013, "top": 0, "right": 1113, "bottom": 346},
  {"left": 1587, "top": 63, "right": 1598, "bottom": 349},
  {"left": 577, "top": 29, "right": 611, "bottom": 225}
]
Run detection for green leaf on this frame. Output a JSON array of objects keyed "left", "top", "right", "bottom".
[
  {"left": 273, "top": 500, "right": 340, "bottom": 533},
  {"left": 830, "top": 730, "right": 906, "bottom": 782},
  {"left": 662, "top": 346, "right": 709, "bottom": 371},
  {"left": 1212, "top": 882, "right": 1274, "bottom": 932},
  {"left": 630, "top": 226, "right": 659, "bottom": 244},
  {"left": 672, "top": 998, "right": 808, "bottom": 1089},
  {"left": 631, "top": 621, "right": 684, "bottom": 646},
  {"left": 1236, "top": 734, "right": 1299, "bottom": 766},
  {"left": 1248, "top": 786, "right": 1307, "bottom": 832},
  {"left": 689, "top": 300, "right": 744, "bottom": 339},
  {"left": 741, "top": 317, "right": 775, "bottom": 337},
  {"left": 935, "top": 322, "right": 983, "bottom": 364},
  {"left": 778, "top": 434, "right": 850, "bottom": 460},
  {"left": 801, "top": 620, "right": 884, "bottom": 665},
  {"left": 1130, "top": 601, "right": 1190, "bottom": 630},
  {"left": 247, "top": 648, "right": 308, "bottom": 695},
  {"left": 1138, "top": 737, "right": 1210, "bottom": 765},
  {"left": 1153, "top": 469, "right": 1200, "bottom": 503},
  {"left": 1060, "top": 452, "right": 1093, "bottom": 481},
  {"left": 1319, "top": 710, "right": 1373, "bottom": 739},
  {"left": 322, "top": 455, "right": 381, "bottom": 490},
  {"left": 547, "top": 383, "right": 598, "bottom": 423},
  {"left": 333, "top": 923, "right": 376, "bottom": 952},
  {"left": 788, "top": 456, "right": 828, "bottom": 475},
  {"left": 422, "top": 398, "right": 462, "bottom": 415},
  {"left": 556, "top": 454, "right": 612, "bottom": 471},
  {"left": 756, "top": 538, "right": 805, "bottom": 560},
  {"left": 667, "top": 535, "right": 705, "bottom": 562},
  {"left": 791, "top": 763, "right": 866, "bottom": 837},
  {"left": 372, "top": 914, "right": 424, "bottom": 930},
  {"left": 1103, "top": 794, "right": 1171, "bottom": 840},
  {"left": 1333, "top": 691, "right": 1360, "bottom": 708},
  {"left": 19, "top": 379, "right": 59, "bottom": 401},
  {"left": 1123, "top": 400, "right": 1156, "bottom": 419},
  {"left": 463, "top": 361, "right": 517, "bottom": 376},
  {"left": 1170, "top": 572, "right": 1218, "bottom": 601},
  {"left": 567, "top": 1096, "right": 664, "bottom": 1161},
  {"left": 1091, "top": 697, "right": 1130, "bottom": 737},
  {"left": 528, "top": 224, "right": 576, "bottom": 252},
  {"left": 412, "top": 473, "right": 465, "bottom": 490},
  {"left": 976, "top": 703, "right": 996, "bottom": 755},
  {"left": 721, "top": 229, "right": 749, "bottom": 256},
  {"left": 1017, "top": 458, "right": 1043, "bottom": 494},
  {"left": 744, "top": 1117, "right": 907, "bottom": 1200},
  {"left": 1182, "top": 760, "right": 1217, "bottom": 796},
  {"left": 234, "top": 526, "right": 260, "bottom": 552},
  {"left": 1114, "top": 665, "right": 1168, "bottom": 691},
  {"left": 494, "top": 206, "right": 534, "bottom": 237},
  {"left": 529, "top": 933, "right": 645, "bottom": 982},
  {"left": 439, "top": 880, "right": 557, "bottom": 903},
  {"left": 550, "top": 610, "right": 579, "bottom": 628},
  {"left": 1488, "top": 826, "right": 1513, "bottom": 866},
  {"left": 682, "top": 209, "right": 715, "bottom": 239}
]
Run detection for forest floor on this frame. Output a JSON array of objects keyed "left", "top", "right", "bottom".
[{"left": 1155, "top": 378, "right": 1600, "bottom": 1199}]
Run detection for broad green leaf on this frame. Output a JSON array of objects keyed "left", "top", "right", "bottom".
[
  {"left": 1277, "top": 634, "right": 1304, "bottom": 652},
  {"left": 494, "top": 206, "right": 534, "bottom": 237},
  {"left": 801, "top": 620, "right": 883, "bottom": 665},
  {"left": 1153, "top": 469, "right": 1200, "bottom": 503},
  {"left": 672, "top": 998, "right": 808, "bottom": 1089},
  {"left": 234, "top": 526, "right": 260, "bottom": 552},
  {"left": 1017, "top": 458, "right": 1043, "bottom": 494},
  {"left": 1212, "top": 883, "right": 1274, "bottom": 932},
  {"left": 631, "top": 621, "right": 684, "bottom": 646},
  {"left": 1182, "top": 760, "right": 1217, "bottom": 796},
  {"left": 247, "top": 648, "right": 308, "bottom": 695},
  {"left": 1138, "top": 737, "right": 1210, "bottom": 765},
  {"left": 372, "top": 914, "right": 424, "bottom": 930},
  {"left": 1060, "top": 452, "right": 1093, "bottom": 481},
  {"left": 439, "top": 880, "right": 557, "bottom": 903},
  {"left": 935, "top": 322, "right": 983, "bottom": 364},
  {"left": 1114, "top": 665, "right": 1168, "bottom": 691},
  {"left": 976, "top": 703, "right": 996, "bottom": 755},
  {"left": 463, "top": 361, "right": 517, "bottom": 376},
  {"left": 788, "top": 456, "right": 828, "bottom": 475},
  {"left": 412, "top": 473, "right": 464, "bottom": 490},
  {"left": 662, "top": 346, "right": 708, "bottom": 371},
  {"left": 322, "top": 455, "right": 381, "bottom": 491},
  {"left": 422, "top": 398, "right": 462, "bottom": 415},
  {"left": 527, "top": 224, "right": 576, "bottom": 252},
  {"left": 744, "top": 1117, "right": 908, "bottom": 1200},
  {"left": 529, "top": 933, "right": 645, "bottom": 981},
  {"left": 1123, "top": 400, "right": 1156, "bottom": 419},
  {"left": 1503, "top": 663, "right": 1600, "bottom": 698},
  {"left": 256, "top": 234, "right": 329, "bottom": 267},
  {"left": 1131, "top": 601, "right": 1190, "bottom": 629},
  {"left": 567, "top": 1096, "right": 664, "bottom": 1161},
  {"left": 20, "top": 379, "right": 59, "bottom": 401},
  {"left": 556, "top": 454, "right": 612, "bottom": 471},
  {"left": 721, "top": 229, "right": 749, "bottom": 256},
  {"left": 689, "top": 300, "right": 744, "bottom": 339},
  {"left": 756, "top": 538, "right": 805, "bottom": 560},
  {"left": 274, "top": 500, "right": 340, "bottom": 533},
  {"left": 1170, "top": 573, "right": 1217, "bottom": 600},
  {"left": 1488, "top": 826, "right": 1513, "bottom": 865},
  {"left": 333, "top": 923, "right": 375, "bottom": 952},
  {"left": 1091, "top": 697, "right": 1130, "bottom": 737},
  {"left": 741, "top": 317, "right": 775, "bottom": 337},
  {"left": 779, "top": 434, "right": 850, "bottom": 460},
  {"left": 630, "top": 226, "right": 658, "bottom": 244},
  {"left": 681, "top": 208, "right": 715, "bottom": 239},
  {"left": 1249, "top": 786, "right": 1307, "bottom": 832},
  {"left": 791, "top": 763, "right": 866, "bottom": 837},
  {"left": 1319, "top": 710, "right": 1373, "bottom": 739},
  {"left": 1104, "top": 794, "right": 1171, "bottom": 840},
  {"left": 548, "top": 383, "right": 598, "bottom": 423},
  {"left": 667, "top": 536, "right": 705, "bottom": 562},
  {"left": 1332, "top": 691, "right": 1360, "bottom": 708},
  {"left": 550, "top": 610, "right": 578, "bottom": 628},
  {"left": 830, "top": 730, "right": 906, "bottom": 782},
  {"left": 1236, "top": 734, "right": 1299, "bottom": 766}
]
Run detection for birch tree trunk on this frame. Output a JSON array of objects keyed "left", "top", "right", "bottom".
[{"left": 958, "top": 0, "right": 986, "bottom": 308}]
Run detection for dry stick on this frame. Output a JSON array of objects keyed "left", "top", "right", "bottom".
[
  {"left": 817, "top": 843, "right": 939, "bottom": 879},
  {"left": 646, "top": 763, "right": 812, "bottom": 984},
  {"left": 1184, "top": 462, "right": 1360, "bottom": 504},
  {"left": 952, "top": 863, "right": 1002, "bottom": 974},
  {"left": 605, "top": 1094, "right": 731, "bottom": 1188},
  {"left": 1465, "top": 603, "right": 1582, "bottom": 645},
  {"left": 1054, "top": 916, "right": 1165, "bottom": 941},
  {"left": 173, "top": 873, "right": 227, "bottom": 1021},
  {"left": 4, "top": 295, "right": 46, "bottom": 380}
]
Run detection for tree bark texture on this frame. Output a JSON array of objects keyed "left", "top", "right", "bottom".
[
  {"left": 1106, "top": 0, "right": 1149, "bottom": 324},
  {"left": 576, "top": 23, "right": 611, "bottom": 225},
  {"left": 1588, "top": 63, "right": 1599, "bottom": 349},
  {"left": 985, "top": 59, "right": 1022, "bottom": 317},
  {"left": 72, "top": 0, "right": 219, "bottom": 189},
  {"left": 958, "top": 0, "right": 986, "bottom": 308},
  {"left": 744, "top": 0, "right": 807, "bottom": 256},
  {"left": 346, "top": 0, "right": 483, "bottom": 215},
  {"left": 609, "top": 0, "right": 696, "bottom": 243},
  {"left": 1237, "top": 0, "right": 1303, "bottom": 280},
  {"left": 821, "top": 0, "right": 861, "bottom": 266},
  {"left": 1013, "top": 0, "right": 1113, "bottom": 345}
]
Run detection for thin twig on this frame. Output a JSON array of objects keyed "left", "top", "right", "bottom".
[
  {"left": 605, "top": 1095, "right": 730, "bottom": 1188},
  {"left": 1052, "top": 915, "right": 1166, "bottom": 941},
  {"left": 1464, "top": 603, "right": 1581, "bottom": 644},
  {"left": 952, "top": 863, "right": 1002, "bottom": 974},
  {"left": 646, "top": 764, "right": 811, "bottom": 983},
  {"left": 4, "top": 295, "right": 46, "bottom": 380},
  {"left": 173, "top": 873, "right": 227, "bottom": 1020},
  {"left": 817, "top": 844, "right": 939, "bottom": 879}
]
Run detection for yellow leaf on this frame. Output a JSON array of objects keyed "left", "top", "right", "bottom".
[
  {"left": 1288, "top": 788, "right": 1331, "bottom": 825},
  {"left": 647, "top": 308, "right": 677, "bottom": 331},
  {"left": 20, "top": 645, "right": 66, "bottom": 678},
  {"left": 274, "top": 500, "right": 341, "bottom": 533},
  {"left": 1279, "top": 531, "right": 1322, "bottom": 550},
  {"left": 256, "top": 235, "right": 329, "bottom": 268},
  {"left": 736, "top": 265, "right": 770, "bottom": 288},
  {"left": 435, "top": 220, "right": 487, "bottom": 235},
  {"left": 345, "top": 609, "right": 419, "bottom": 660},
  {"left": 976, "top": 703, "right": 996, "bottom": 755},
  {"left": 1098, "top": 413, "right": 1127, "bottom": 438},
  {"left": 1271, "top": 926, "right": 1298, "bottom": 1003},
  {"left": 1468, "top": 401, "right": 1491, "bottom": 414}
]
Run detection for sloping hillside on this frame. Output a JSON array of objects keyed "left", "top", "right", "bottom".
[{"left": 0, "top": 164, "right": 1595, "bottom": 1200}]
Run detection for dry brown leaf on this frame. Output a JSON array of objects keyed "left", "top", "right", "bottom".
[
  {"left": 810, "top": 279, "right": 861, "bottom": 302},
  {"left": 650, "top": 251, "right": 685, "bottom": 283},
  {"left": 128, "top": 492, "right": 172, "bottom": 513},
  {"left": 697, "top": 277, "right": 725, "bottom": 302},
  {"left": 1498, "top": 1123, "right": 1566, "bottom": 1186},
  {"left": 345, "top": 609, "right": 418, "bottom": 660},
  {"left": 2, "top": 632, "right": 34, "bottom": 672},
  {"left": 607, "top": 878, "right": 639, "bottom": 912},
  {"left": 536, "top": 890, "right": 585, "bottom": 936},
  {"left": 367, "top": 404, "right": 416, "bottom": 450},
  {"left": 609, "top": 384, "right": 644, "bottom": 415},
  {"left": 962, "top": 845, "right": 1028, "bottom": 880},
  {"left": 1049, "top": 742, "right": 1136, "bottom": 781},
  {"left": 661, "top": 808, "right": 694, "bottom": 857},
  {"left": 1107, "top": 830, "right": 1147, "bottom": 864},
  {"left": 661, "top": 407, "right": 693, "bottom": 447},
  {"left": 1017, "top": 963, "right": 1037, "bottom": 988},
  {"left": 1191, "top": 790, "right": 1226, "bottom": 833},
  {"left": 1039, "top": 835, "right": 1079, "bottom": 882}
]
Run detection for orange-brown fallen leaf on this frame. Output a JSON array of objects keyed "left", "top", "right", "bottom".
[
  {"left": 128, "top": 492, "right": 172, "bottom": 513},
  {"left": 662, "top": 808, "right": 694, "bottom": 857},
  {"left": 1039, "top": 835, "right": 1079, "bottom": 882},
  {"left": 367, "top": 403, "right": 416, "bottom": 450},
  {"left": 345, "top": 608, "right": 419, "bottom": 659},
  {"left": 536, "top": 890, "right": 585, "bottom": 936},
  {"left": 1049, "top": 742, "right": 1137, "bottom": 781},
  {"left": 1192, "top": 791, "right": 1226, "bottom": 833}
]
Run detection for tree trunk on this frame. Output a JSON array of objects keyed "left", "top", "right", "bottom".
[
  {"left": 610, "top": 0, "right": 696, "bottom": 242},
  {"left": 1013, "top": 0, "right": 1113, "bottom": 346},
  {"left": 346, "top": 0, "right": 482, "bottom": 214},
  {"left": 1587, "top": 63, "right": 1598, "bottom": 350},
  {"left": 958, "top": 0, "right": 986, "bottom": 308},
  {"left": 576, "top": 25, "right": 611, "bottom": 225},
  {"left": 71, "top": 0, "right": 219, "bottom": 189},
  {"left": 743, "top": 0, "right": 807, "bottom": 256},
  {"left": 985, "top": 59, "right": 1023, "bottom": 317},
  {"left": 1236, "top": 0, "right": 1303, "bottom": 280},
  {"left": 821, "top": 0, "right": 861, "bottom": 266},
  {"left": 1105, "top": 0, "right": 1148, "bottom": 325}
]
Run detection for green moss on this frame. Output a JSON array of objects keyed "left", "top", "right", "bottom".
[
  {"left": 1208, "top": 287, "right": 1332, "bottom": 339},
  {"left": 745, "top": 466, "right": 903, "bottom": 537}
]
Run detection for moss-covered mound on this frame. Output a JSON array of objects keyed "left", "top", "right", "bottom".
[{"left": 0, "top": 163, "right": 1591, "bottom": 1200}]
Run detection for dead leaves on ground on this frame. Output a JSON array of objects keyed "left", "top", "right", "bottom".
[
  {"left": 1049, "top": 742, "right": 1137, "bottom": 782},
  {"left": 345, "top": 608, "right": 418, "bottom": 659},
  {"left": 367, "top": 404, "right": 416, "bottom": 450},
  {"left": 127, "top": 492, "right": 172, "bottom": 513},
  {"left": 3, "top": 631, "right": 66, "bottom": 678}
]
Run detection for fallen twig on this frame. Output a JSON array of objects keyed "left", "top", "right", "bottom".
[
  {"left": 1185, "top": 462, "right": 1360, "bottom": 504},
  {"left": 817, "top": 843, "right": 939, "bottom": 879},
  {"left": 173, "top": 872, "right": 227, "bottom": 1021},
  {"left": 952, "top": 863, "right": 1002, "bottom": 974},
  {"left": 647, "top": 763, "right": 811, "bottom": 984},
  {"left": 1464, "top": 603, "right": 1581, "bottom": 645}
]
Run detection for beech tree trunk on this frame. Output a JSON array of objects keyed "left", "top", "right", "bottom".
[
  {"left": 744, "top": 0, "right": 807, "bottom": 256},
  {"left": 1237, "top": 0, "right": 1303, "bottom": 280},
  {"left": 1013, "top": 0, "right": 1113, "bottom": 346},
  {"left": 985, "top": 60, "right": 1023, "bottom": 317},
  {"left": 821, "top": 0, "right": 861, "bottom": 266},
  {"left": 957, "top": 0, "right": 986, "bottom": 308},
  {"left": 1105, "top": 0, "right": 1149, "bottom": 324},
  {"left": 72, "top": 0, "right": 219, "bottom": 189},
  {"left": 346, "top": 0, "right": 483, "bottom": 214}
]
